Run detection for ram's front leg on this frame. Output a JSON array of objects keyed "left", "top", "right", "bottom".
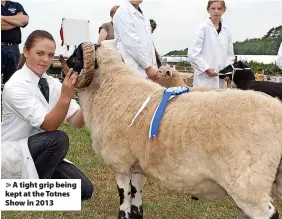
[
  {"left": 131, "top": 162, "right": 146, "bottom": 219},
  {"left": 116, "top": 173, "right": 132, "bottom": 219}
]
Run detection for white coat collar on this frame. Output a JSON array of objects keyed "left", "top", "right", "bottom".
[
  {"left": 207, "top": 18, "right": 227, "bottom": 28},
  {"left": 22, "top": 64, "right": 48, "bottom": 84},
  {"left": 127, "top": 1, "right": 144, "bottom": 17},
  {"left": 21, "top": 64, "right": 50, "bottom": 107}
]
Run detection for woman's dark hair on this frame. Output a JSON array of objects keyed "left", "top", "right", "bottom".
[
  {"left": 150, "top": 19, "right": 157, "bottom": 27},
  {"left": 207, "top": 0, "right": 226, "bottom": 9},
  {"left": 110, "top": 5, "right": 119, "bottom": 18},
  {"left": 17, "top": 30, "right": 56, "bottom": 70}
]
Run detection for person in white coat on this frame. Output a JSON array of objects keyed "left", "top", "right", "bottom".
[
  {"left": 1, "top": 30, "right": 93, "bottom": 200},
  {"left": 277, "top": 42, "right": 282, "bottom": 70},
  {"left": 188, "top": 0, "right": 234, "bottom": 89},
  {"left": 113, "top": 0, "right": 159, "bottom": 80}
]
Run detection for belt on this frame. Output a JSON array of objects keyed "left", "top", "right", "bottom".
[{"left": 1, "top": 42, "right": 18, "bottom": 46}]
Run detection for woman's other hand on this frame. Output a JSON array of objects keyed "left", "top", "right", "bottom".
[{"left": 206, "top": 68, "right": 218, "bottom": 77}]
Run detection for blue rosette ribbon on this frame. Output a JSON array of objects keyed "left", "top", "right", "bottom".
[{"left": 149, "top": 86, "right": 190, "bottom": 139}]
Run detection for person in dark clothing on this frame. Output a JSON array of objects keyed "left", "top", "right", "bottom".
[
  {"left": 150, "top": 19, "right": 162, "bottom": 68},
  {"left": 1, "top": 0, "right": 29, "bottom": 83}
]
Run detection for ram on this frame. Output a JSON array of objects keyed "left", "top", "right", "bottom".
[{"left": 60, "top": 43, "right": 282, "bottom": 219}]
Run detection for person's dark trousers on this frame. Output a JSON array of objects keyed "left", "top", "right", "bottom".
[
  {"left": 28, "top": 130, "right": 94, "bottom": 200},
  {"left": 1, "top": 44, "right": 20, "bottom": 84}
]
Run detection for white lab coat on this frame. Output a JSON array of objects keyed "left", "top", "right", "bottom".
[
  {"left": 1, "top": 65, "right": 80, "bottom": 179},
  {"left": 188, "top": 19, "right": 235, "bottom": 88},
  {"left": 113, "top": 1, "right": 157, "bottom": 78},
  {"left": 277, "top": 42, "right": 282, "bottom": 70}
]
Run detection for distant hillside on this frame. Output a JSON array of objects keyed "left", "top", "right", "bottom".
[
  {"left": 164, "top": 26, "right": 282, "bottom": 56},
  {"left": 164, "top": 48, "right": 188, "bottom": 57},
  {"left": 233, "top": 26, "right": 282, "bottom": 55}
]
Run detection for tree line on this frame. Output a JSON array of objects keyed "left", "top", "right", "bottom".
[{"left": 164, "top": 26, "right": 282, "bottom": 56}]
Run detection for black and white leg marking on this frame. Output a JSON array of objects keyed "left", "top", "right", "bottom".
[
  {"left": 130, "top": 173, "right": 145, "bottom": 219},
  {"left": 116, "top": 173, "right": 132, "bottom": 219}
]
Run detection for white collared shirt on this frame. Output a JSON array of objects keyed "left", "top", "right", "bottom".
[
  {"left": 188, "top": 19, "right": 235, "bottom": 89},
  {"left": 113, "top": 1, "right": 157, "bottom": 78},
  {"left": 1, "top": 64, "right": 80, "bottom": 143},
  {"left": 277, "top": 42, "right": 282, "bottom": 70}
]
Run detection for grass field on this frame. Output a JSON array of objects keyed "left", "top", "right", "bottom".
[{"left": 2, "top": 123, "right": 282, "bottom": 219}]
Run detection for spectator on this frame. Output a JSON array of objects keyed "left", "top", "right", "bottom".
[
  {"left": 150, "top": 19, "right": 162, "bottom": 68},
  {"left": 113, "top": 0, "right": 159, "bottom": 80},
  {"left": 188, "top": 0, "right": 234, "bottom": 88},
  {"left": 98, "top": 5, "right": 119, "bottom": 44},
  {"left": 1, "top": 0, "right": 29, "bottom": 83}
]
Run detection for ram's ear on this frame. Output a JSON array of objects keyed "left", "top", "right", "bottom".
[
  {"left": 165, "top": 69, "right": 173, "bottom": 77},
  {"left": 158, "top": 66, "right": 173, "bottom": 77}
]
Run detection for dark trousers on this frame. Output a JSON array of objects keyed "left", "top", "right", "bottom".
[
  {"left": 28, "top": 130, "right": 94, "bottom": 200},
  {"left": 1, "top": 44, "right": 20, "bottom": 84}
]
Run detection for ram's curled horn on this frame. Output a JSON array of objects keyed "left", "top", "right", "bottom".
[{"left": 77, "top": 42, "right": 96, "bottom": 89}]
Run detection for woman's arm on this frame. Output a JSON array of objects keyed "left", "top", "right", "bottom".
[
  {"left": 41, "top": 96, "right": 71, "bottom": 131},
  {"left": 98, "top": 28, "right": 108, "bottom": 44},
  {"left": 41, "top": 69, "right": 77, "bottom": 131},
  {"left": 188, "top": 24, "right": 210, "bottom": 75}
]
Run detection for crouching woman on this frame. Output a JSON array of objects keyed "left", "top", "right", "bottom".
[{"left": 1, "top": 30, "right": 93, "bottom": 200}]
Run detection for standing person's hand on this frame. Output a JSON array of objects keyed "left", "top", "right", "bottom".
[
  {"left": 146, "top": 66, "right": 162, "bottom": 81},
  {"left": 206, "top": 68, "right": 218, "bottom": 77},
  {"left": 61, "top": 68, "right": 78, "bottom": 99},
  {"left": 224, "top": 76, "right": 231, "bottom": 82}
]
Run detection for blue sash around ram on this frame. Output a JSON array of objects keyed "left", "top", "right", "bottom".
[{"left": 149, "top": 86, "right": 190, "bottom": 139}]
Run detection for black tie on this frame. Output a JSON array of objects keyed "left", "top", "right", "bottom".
[{"left": 38, "top": 78, "right": 49, "bottom": 103}]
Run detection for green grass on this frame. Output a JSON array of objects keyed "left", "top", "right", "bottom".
[{"left": 2, "top": 123, "right": 282, "bottom": 219}]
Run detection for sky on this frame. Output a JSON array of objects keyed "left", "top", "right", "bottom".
[{"left": 15, "top": 0, "right": 282, "bottom": 56}]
